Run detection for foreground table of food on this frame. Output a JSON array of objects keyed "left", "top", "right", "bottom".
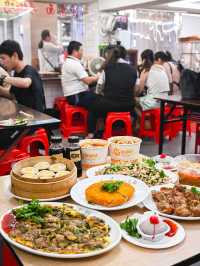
[{"left": 1, "top": 137, "right": 200, "bottom": 266}]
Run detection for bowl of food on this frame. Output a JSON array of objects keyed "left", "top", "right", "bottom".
[
  {"left": 175, "top": 154, "right": 200, "bottom": 186},
  {"left": 80, "top": 139, "right": 108, "bottom": 170},
  {"left": 108, "top": 136, "right": 142, "bottom": 163},
  {"left": 137, "top": 212, "right": 170, "bottom": 242},
  {"left": 11, "top": 156, "right": 77, "bottom": 199}
]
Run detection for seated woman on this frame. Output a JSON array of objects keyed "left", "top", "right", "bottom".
[
  {"left": 139, "top": 51, "right": 170, "bottom": 111},
  {"left": 136, "top": 49, "right": 154, "bottom": 96},
  {"left": 88, "top": 45, "right": 137, "bottom": 138}
]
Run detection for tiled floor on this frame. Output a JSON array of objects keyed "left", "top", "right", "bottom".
[{"left": 140, "top": 133, "right": 196, "bottom": 157}]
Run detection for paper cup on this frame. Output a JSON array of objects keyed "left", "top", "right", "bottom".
[
  {"left": 80, "top": 139, "right": 108, "bottom": 170},
  {"left": 109, "top": 136, "right": 142, "bottom": 163}
]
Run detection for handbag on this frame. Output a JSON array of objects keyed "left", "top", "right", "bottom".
[{"left": 180, "top": 69, "right": 200, "bottom": 100}]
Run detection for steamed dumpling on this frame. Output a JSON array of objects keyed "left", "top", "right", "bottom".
[
  {"left": 22, "top": 173, "right": 37, "bottom": 179},
  {"left": 34, "top": 161, "right": 50, "bottom": 171},
  {"left": 21, "top": 167, "right": 38, "bottom": 175},
  {"left": 55, "top": 171, "right": 70, "bottom": 177},
  {"left": 50, "top": 163, "right": 66, "bottom": 172},
  {"left": 37, "top": 170, "right": 55, "bottom": 179}
]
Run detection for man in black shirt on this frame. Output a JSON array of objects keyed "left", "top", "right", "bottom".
[{"left": 0, "top": 40, "right": 45, "bottom": 112}]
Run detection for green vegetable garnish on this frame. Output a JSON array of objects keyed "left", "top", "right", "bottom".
[
  {"left": 191, "top": 187, "right": 200, "bottom": 196},
  {"left": 144, "top": 159, "right": 156, "bottom": 167},
  {"left": 102, "top": 181, "right": 124, "bottom": 192},
  {"left": 14, "top": 200, "right": 52, "bottom": 224},
  {"left": 120, "top": 217, "right": 141, "bottom": 238},
  {"left": 159, "top": 169, "right": 166, "bottom": 179}
]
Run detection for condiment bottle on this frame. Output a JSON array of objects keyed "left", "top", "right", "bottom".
[
  {"left": 65, "top": 136, "right": 82, "bottom": 177},
  {"left": 48, "top": 135, "right": 65, "bottom": 158}
]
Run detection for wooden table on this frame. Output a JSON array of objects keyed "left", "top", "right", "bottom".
[
  {"left": 0, "top": 104, "right": 60, "bottom": 161},
  {"left": 156, "top": 95, "right": 200, "bottom": 155},
  {"left": 1, "top": 176, "right": 200, "bottom": 266}
]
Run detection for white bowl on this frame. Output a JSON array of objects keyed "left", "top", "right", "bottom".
[{"left": 137, "top": 215, "right": 170, "bottom": 242}]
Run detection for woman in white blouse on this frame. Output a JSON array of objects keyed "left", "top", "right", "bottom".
[
  {"left": 38, "top": 30, "right": 63, "bottom": 72},
  {"left": 139, "top": 51, "right": 170, "bottom": 110}
]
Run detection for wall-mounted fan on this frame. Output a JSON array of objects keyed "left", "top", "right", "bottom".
[
  {"left": 88, "top": 57, "right": 105, "bottom": 76},
  {"left": 100, "top": 14, "right": 117, "bottom": 37}
]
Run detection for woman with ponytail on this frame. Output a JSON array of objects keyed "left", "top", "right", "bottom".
[
  {"left": 87, "top": 45, "right": 137, "bottom": 138},
  {"left": 38, "top": 29, "right": 63, "bottom": 72}
]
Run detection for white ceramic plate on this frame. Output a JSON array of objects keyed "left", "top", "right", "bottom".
[
  {"left": 86, "top": 165, "right": 178, "bottom": 186},
  {"left": 121, "top": 213, "right": 185, "bottom": 249},
  {"left": 143, "top": 184, "right": 200, "bottom": 221},
  {"left": 0, "top": 202, "right": 121, "bottom": 258},
  {"left": 70, "top": 174, "right": 150, "bottom": 211}
]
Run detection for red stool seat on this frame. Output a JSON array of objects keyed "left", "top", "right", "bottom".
[
  {"left": 60, "top": 104, "right": 88, "bottom": 138},
  {"left": 18, "top": 128, "right": 49, "bottom": 156},
  {"left": 0, "top": 149, "right": 30, "bottom": 176},
  {"left": 195, "top": 123, "right": 200, "bottom": 153},
  {"left": 54, "top": 97, "right": 67, "bottom": 112},
  {"left": 139, "top": 108, "right": 171, "bottom": 144},
  {"left": 103, "top": 112, "right": 133, "bottom": 139}
]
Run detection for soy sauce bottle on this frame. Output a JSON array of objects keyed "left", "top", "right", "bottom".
[
  {"left": 49, "top": 135, "right": 65, "bottom": 158},
  {"left": 65, "top": 136, "right": 82, "bottom": 177}
]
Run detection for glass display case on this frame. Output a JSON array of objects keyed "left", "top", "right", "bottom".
[{"left": 179, "top": 36, "right": 200, "bottom": 72}]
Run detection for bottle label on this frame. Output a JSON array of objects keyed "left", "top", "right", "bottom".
[{"left": 70, "top": 150, "right": 81, "bottom": 162}]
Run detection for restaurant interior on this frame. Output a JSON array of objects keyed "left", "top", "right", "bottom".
[{"left": 1, "top": 0, "right": 200, "bottom": 266}]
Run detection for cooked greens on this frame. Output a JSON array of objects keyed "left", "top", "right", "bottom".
[{"left": 120, "top": 217, "right": 141, "bottom": 239}]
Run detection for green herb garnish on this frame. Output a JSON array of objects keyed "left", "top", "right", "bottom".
[
  {"left": 144, "top": 159, "right": 156, "bottom": 168},
  {"left": 191, "top": 187, "right": 200, "bottom": 196},
  {"left": 14, "top": 200, "right": 52, "bottom": 224},
  {"left": 120, "top": 217, "right": 141, "bottom": 238},
  {"left": 102, "top": 181, "right": 124, "bottom": 192},
  {"left": 159, "top": 169, "right": 166, "bottom": 179}
]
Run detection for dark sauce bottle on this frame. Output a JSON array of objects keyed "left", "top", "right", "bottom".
[
  {"left": 48, "top": 135, "right": 65, "bottom": 158},
  {"left": 65, "top": 136, "right": 82, "bottom": 177}
]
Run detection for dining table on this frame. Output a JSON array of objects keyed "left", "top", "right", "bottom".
[
  {"left": 155, "top": 95, "right": 200, "bottom": 155},
  {"left": 1, "top": 175, "right": 200, "bottom": 266},
  {"left": 0, "top": 103, "right": 60, "bottom": 161}
]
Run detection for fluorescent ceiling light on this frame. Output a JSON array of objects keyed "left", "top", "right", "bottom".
[{"left": 168, "top": 0, "right": 200, "bottom": 9}]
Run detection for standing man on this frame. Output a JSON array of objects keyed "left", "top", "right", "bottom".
[
  {"left": 0, "top": 40, "right": 45, "bottom": 112},
  {"left": 62, "top": 41, "right": 99, "bottom": 108}
]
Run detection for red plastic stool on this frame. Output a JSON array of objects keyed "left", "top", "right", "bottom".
[
  {"left": 0, "top": 149, "right": 30, "bottom": 176},
  {"left": 169, "top": 106, "right": 192, "bottom": 138},
  {"left": 60, "top": 105, "right": 88, "bottom": 138},
  {"left": 18, "top": 128, "right": 49, "bottom": 156},
  {"left": 54, "top": 97, "right": 67, "bottom": 112},
  {"left": 139, "top": 108, "right": 171, "bottom": 144},
  {"left": 195, "top": 123, "right": 200, "bottom": 153},
  {"left": 103, "top": 112, "right": 132, "bottom": 139}
]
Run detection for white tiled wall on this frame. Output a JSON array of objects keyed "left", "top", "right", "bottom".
[{"left": 83, "top": 0, "right": 100, "bottom": 58}]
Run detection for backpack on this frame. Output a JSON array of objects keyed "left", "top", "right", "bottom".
[{"left": 179, "top": 69, "right": 200, "bottom": 99}]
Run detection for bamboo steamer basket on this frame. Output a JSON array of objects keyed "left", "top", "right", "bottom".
[{"left": 11, "top": 156, "right": 77, "bottom": 199}]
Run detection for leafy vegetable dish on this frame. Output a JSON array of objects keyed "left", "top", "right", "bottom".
[
  {"left": 96, "top": 159, "right": 168, "bottom": 186},
  {"left": 4, "top": 200, "right": 111, "bottom": 254}
]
